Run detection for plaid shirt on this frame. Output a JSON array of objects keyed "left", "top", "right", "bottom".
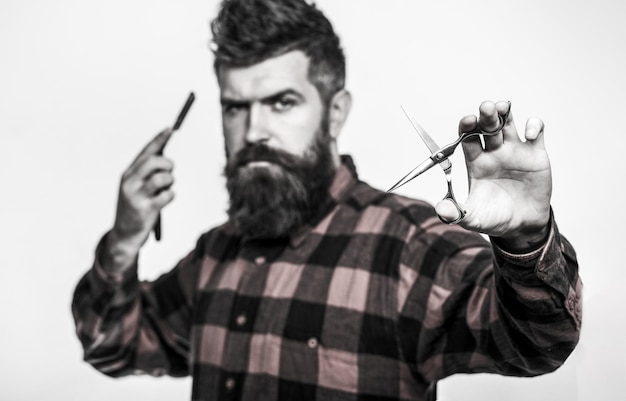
[{"left": 73, "top": 156, "right": 581, "bottom": 401}]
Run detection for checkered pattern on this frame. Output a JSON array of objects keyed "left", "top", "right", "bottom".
[{"left": 72, "top": 156, "right": 581, "bottom": 401}]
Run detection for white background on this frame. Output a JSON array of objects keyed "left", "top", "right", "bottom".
[{"left": 1, "top": 0, "right": 624, "bottom": 400}]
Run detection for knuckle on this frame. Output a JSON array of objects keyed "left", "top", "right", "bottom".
[
  {"left": 163, "top": 157, "right": 175, "bottom": 170},
  {"left": 138, "top": 198, "right": 154, "bottom": 212},
  {"left": 164, "top": 190, "right": 176, "bottom": 203},
  {"left": 120, "top": 182, "right": 133, "bottom": 196},
  {"left": 164, "top": 176, "right": 175, "bottom": 188},
  {"left": 153, "top": 172, "right": 173, "bottom": 187},
  {"left": 154, "top": 190, "right": 175, "bottom": 207}
]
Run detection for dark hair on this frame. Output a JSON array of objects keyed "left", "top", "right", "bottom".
[{"left": 210, "top": 0, "right": 346, "bottom": 105}]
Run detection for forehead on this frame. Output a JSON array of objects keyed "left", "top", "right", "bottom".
[{"left": 217, "top": 50, "right": 316, "bottom": 99}]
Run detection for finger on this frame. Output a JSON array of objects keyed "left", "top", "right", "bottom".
[
  {"left": 459, "top": 115, "right": 483, "bottom": 160},
  {"left": 478, "top": 101, "right": 503, "bottom": 150},
  {"left": 129, "top": 128, "right": 174, "bottom": 170},
  {"left": 495, "top": 100, "right": 512, "bottom": 117},
  {"left": 121, "top": 156, "right": 174, "bottom": 198},
  {"left": 496, "top": 101, "right": 520, "bottom": 143},
  {"left": 133, "top": 156, "right": 174, "bottom": 182},
  {"left": 153, "top": 189, "right": 175, "bottom": 209},
  {"left": 142, "top": 171, "right": 174, "bottom": 196},
  {"left": 525, "top": 117, "right": 545, "bottom": 148}
]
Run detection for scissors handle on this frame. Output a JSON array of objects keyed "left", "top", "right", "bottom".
[
  {"left": 439, "top": 169, "right": 466, "bottom": 224},
  {"left": 436, "top": 108, "right": 510, "bottom": 161},
  {"left": 435, "top": 108, "right": 510, "bottom": 224}
]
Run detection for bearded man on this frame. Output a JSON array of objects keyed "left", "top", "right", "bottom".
[{"left": 72, "top": 0, "right": 582, "bottom": 400}]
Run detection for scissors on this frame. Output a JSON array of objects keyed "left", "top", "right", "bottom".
[{"left": 387, "top": 103, "right": 510, "bottom": 224}]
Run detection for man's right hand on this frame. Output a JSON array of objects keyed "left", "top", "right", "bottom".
[{"left": 102, "top": 128, "right": 176, "bottom": 274}]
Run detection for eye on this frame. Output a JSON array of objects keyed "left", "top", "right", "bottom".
[
  {"left": 222, "top": 102, "right": 248, "bottom": 116},
  {"left": 222, "top": 105, "right": 240, "bottom": 115},
  {"left": 273, "top": 96, "right": 297, "bottom": 112}
]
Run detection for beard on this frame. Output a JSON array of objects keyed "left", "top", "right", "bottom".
[{"left": 223, "top": 129, "right": 336, "bottom": 240}]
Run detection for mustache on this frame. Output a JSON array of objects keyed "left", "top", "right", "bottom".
[{"left": 228, "top": 143, "right": 308, "bottom": 172}]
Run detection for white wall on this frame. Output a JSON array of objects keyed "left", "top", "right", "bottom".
[{"left": 1, "top": 0, "right": 624, "bottom": 400}]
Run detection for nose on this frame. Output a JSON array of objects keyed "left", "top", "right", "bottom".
[{"left": 245, "top": 103, "right": 270, "bottom": 145}]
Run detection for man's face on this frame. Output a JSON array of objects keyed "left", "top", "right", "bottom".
[
  {"left": 217, "top": 50, "right": 325, "bottom": 165},
  {"left": 217, "top": 50, "right": 336, "bottom": 239}
]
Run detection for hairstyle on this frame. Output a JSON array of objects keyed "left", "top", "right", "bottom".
[{"left": 210, "top": 0, "right": 346, "bottom": 105}]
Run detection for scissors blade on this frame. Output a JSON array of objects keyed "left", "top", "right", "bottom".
[
  {"left": 387, "top": 157, "right": 437, "bottom": 192},
  {"left": 400, "top": 106, "right": 451, "bottom": 171}
]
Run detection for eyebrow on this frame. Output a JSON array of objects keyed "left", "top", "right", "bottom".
[{"left": 220, "top": 89, "right": 305, "bottom": 107}]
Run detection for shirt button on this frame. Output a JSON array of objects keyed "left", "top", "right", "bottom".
[
  {"left": 254, "top": 256, "right": 266, "bottom": 265},
  {"left": 307, "top": 337, "right": 319, "bottom": 349},
  {"left": 225, "top": 378, "right": 236, "bottom": 390},
  {"left": 236, "top": 314, "right": 247, "bottom": 326}
]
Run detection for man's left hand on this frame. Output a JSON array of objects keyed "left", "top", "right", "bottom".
[{"left": 435, "top": 100, "right": 552, "bottom": 251}]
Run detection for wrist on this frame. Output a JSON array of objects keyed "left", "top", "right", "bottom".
[
  {"left": 493, "top": 222, "right": 550, "bottom": 254},
  {"left": 494, "top": 226, "right": 550, "bottom": 253},
  {"left": 101, "top": 230, "right": 140, "bottom": 274}
]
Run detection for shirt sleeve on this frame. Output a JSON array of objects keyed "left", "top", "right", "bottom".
[
  {"left": 397, "top": 210, "right": 582, "bottom": 383},
  {"left": 71, "top": 232, "right": 203, "bottom": 378}
]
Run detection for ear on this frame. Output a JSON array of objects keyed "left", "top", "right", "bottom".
[{"left": 328, "top": 89, "right": 352, "bottom": 140}]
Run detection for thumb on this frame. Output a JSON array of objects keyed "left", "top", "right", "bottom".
[{"left": 435, "top": 198, "right": 466, "bottom": 225}]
